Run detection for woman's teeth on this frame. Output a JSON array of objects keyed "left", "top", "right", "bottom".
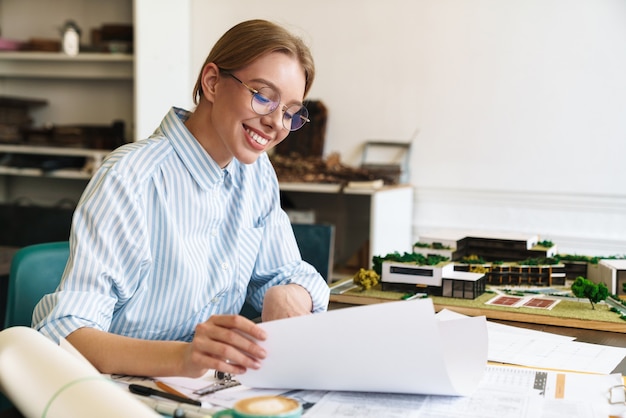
[{"left": 247, "top": 128, "right": 268, "bottom": 146}]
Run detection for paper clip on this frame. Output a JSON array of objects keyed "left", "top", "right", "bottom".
[{"left": 608, "top": 385, "right": 626, "bottom": 405}]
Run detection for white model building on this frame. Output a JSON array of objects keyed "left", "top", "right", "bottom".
[
  {"left": 381, "top": 261, "right": 486, "bottom": 299},
  {"left": 597, "top": 259, "right": 626, "bottom": 296}
]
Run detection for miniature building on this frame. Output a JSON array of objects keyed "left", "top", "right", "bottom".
[
  {"left": 454, "top": 262, "right": 566, "bottom": 286},
  {"left": 560, "top": 260, "right": 589, "bottom": 281},
  {"left": 380, "top": 261, "right": 486, "bottom": 299},
  {"left": 416, "top": 230, "right": 557, "bottom": 262},
  {"left": 441, "top": 271, "right": 486, "bottom": 299},
  {"left": 597, "top": 259, "right": 626, "bottom": 296}
]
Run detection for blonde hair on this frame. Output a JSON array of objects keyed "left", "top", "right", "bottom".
[{"left": 192, "top": 19, "right": 315, "bottom": 105}]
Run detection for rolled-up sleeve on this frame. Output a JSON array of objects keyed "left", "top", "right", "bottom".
[{"left": 33, "top": 165, "right": 149, "bottom": 344}]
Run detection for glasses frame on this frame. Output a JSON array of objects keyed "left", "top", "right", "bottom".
[{"left": 221, "top": 70, "right": 310, "bottom": 131}]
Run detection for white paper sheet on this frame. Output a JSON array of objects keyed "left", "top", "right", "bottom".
[
  {"left": 239, "top": 299, "right": 488, "bottom": 396},
  {"left": 437, "top": 308, "right": 626, "bottom": 374}
]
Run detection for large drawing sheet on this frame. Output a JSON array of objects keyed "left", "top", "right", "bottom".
[{"left": 239, "top": 299, "right": 488, "bottom": 396}]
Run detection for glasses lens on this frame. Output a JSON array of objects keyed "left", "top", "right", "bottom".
[
  {"left": 251, "top": 87, "right": 280, "bottom": 115},
  {"left": 283, "top": 105, "right": 309, "bottom": 131}
]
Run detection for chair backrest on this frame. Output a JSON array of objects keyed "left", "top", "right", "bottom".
[
  {"left": 4, "top": 241, "right": 69, "bottom": 329},
  {"left": 291, "top": 223, "right": 335, "bottom": 284}
]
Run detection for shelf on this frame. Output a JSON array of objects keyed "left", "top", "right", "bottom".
[
  {"left": 0, "top": 144, "right": 111, "bottom": 158},
  {"left": 0, "top": 0, "right": 134, "bottom": 206},
  {"left": 279, "top": 182, "right": 342, "bottom": 193},
  {"left": 279, "top": 182, "right": 412, "bottom": 195},
  {"left": 0, "top": 144, "right": 112, "bottom": 179},
  {"left": 0, "top": 52, "right": 133, "bottom": 79},
  {"left": 0, "top": 166, "right": 92, "bottom": 179}
]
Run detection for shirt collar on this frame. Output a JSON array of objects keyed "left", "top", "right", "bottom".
[{"left": 159, "top": 107, "right": 239, "bottom": 191}]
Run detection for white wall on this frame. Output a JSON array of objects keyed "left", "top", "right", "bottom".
[
  {"left": 134, "top": 0, "right": 193, "bottom": 140},
  {"left": 188, "top": 0, "right": 626, "bottom": 256}
]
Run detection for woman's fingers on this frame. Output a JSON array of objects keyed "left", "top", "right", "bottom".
[{"left": 187, "top": 314, "right": 267, "bottom": 375}]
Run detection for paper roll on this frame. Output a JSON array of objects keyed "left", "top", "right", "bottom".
[{"left": 0, "top": 326, "right": 160, "bottom": 418}]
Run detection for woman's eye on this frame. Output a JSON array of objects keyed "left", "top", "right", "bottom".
[{"left": 254, "top": 93, "right": 272, "bottom": 104}]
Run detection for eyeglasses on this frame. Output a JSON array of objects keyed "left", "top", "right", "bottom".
[{"left": 221, "top": 71, "right": 310, "bottom": 131}]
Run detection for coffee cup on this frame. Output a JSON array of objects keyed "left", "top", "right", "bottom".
[{"left": 212, "top": 395, "right": 302, "bottom": 418}]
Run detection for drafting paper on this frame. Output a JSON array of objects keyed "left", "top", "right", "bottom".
[
  {"left": 303, "top": 366, "right": 625, "bottom": 418},
  {"left": 239, "top": 299, "right": 488, "bottom": 396}
]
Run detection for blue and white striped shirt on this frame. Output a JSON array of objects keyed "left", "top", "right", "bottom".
[{"left": 33, "top": 107, "right": 330, "bottom": 344}]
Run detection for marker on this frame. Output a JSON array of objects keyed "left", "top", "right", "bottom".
[
  {"left": 129, "top": 383, "right": 202, "bottom": 407},
  {"left": 134, "top": 396, "right": 221, "bottom": 418},
  {"left": 402, "top": 293, "right": 426, "bottom": 301}
]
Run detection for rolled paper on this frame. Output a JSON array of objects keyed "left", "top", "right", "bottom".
[{"left": 0, "top": 326, "right": 160, "bottom": 418}]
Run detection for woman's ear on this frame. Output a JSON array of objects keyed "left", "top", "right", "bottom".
[{"left": 200, "top": 63, "right": 220, "bottom": 102}]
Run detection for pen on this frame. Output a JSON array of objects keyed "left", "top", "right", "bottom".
[{"left": 129, "top": 383, "right": 202, "bottom": 407}]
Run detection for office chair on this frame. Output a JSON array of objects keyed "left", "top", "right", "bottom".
[
  {"left": 4, "top": 241, "right": 70, "bottom": 329},
  {"left": 291, "top": 223, "right": 334, "bottom": 283}
]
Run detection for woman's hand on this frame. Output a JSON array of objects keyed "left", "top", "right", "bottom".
[
  {"left": 182, "top": 314, "right": 267, "bottom": 377},
  {"left": 261, "top": 284, "right": 313, "bottom": 322}
]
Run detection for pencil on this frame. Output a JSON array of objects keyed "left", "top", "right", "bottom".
[{"left": 155, "top": 380, "right": 193, "bottom": 401}]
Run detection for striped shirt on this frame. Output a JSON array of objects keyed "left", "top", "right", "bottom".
[{"left": 33, "top": 107, "right": 330, "bottom": 343}]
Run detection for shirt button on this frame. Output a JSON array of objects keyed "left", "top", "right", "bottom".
[
  {"left": 211, "top": 229, "right": 218, "bottom": 237},
  {"left": 221, "top": 262, "right": 229, "bottom": 270},
  {"left": 211, "top": 297, "right": 219, "bottom": 303}
]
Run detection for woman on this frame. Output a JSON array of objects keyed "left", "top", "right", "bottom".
[{"left": 33, "top": 19, "right": 330, "bottom": 378}]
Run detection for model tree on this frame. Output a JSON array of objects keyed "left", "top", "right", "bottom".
[
  {"left": 353, "top": 268, "right": 380, "bottom": 290},
  {"left": 571, "top": 276, "right": 609, "bottom": 310}
]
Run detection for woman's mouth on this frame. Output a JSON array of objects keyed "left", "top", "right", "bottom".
[{"left": 246, "top": 127, "right": 269, "bottom": 146}]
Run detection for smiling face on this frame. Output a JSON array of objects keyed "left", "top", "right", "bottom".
[{"left": 194, "top": 52, "right": 307, "bottom": 167}]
